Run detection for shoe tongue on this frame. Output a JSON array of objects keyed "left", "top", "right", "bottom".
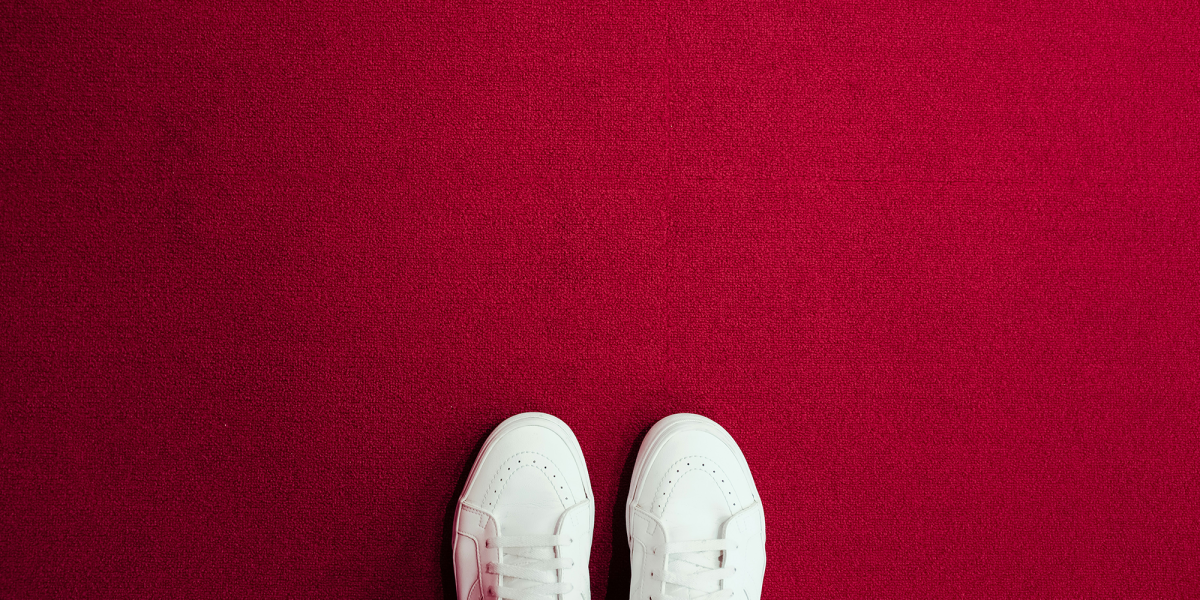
[{"left": 662, "top": 471, "right": 732, "bottom": 597}]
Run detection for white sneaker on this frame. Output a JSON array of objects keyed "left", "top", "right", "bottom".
[
  {"left": 625, "top": 414, "right": 766, "bottom": 600},
  {"left": 454, "top": 413, "right": 595, "bottom": 600}
]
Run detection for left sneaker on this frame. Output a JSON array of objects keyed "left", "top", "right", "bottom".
[
  {"left": 453, "top": 412, "right": 594, "bottom": 600},
  {"left": 625, "top": 413, "right": 766, "bottom": 600}
]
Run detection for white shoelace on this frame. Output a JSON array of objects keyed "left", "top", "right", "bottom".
[
  {"left": 485, "top": 534, "right": 575, "bottom": 600},
  {"left": 652, "top": 538, "right": 736, "bottom": 600}
]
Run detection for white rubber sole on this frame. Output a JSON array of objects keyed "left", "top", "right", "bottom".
[
  {"left": 624, "top": 413, "right": 761, "bottom": 550},
  {"left": 451, "top": 412, "right": 593, "bottom": 589}
]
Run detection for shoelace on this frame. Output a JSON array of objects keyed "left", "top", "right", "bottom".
[
  {"left": 651, "top": 539, "right": 736, "bottom": 600},
  {"left": 485, "top": 535, "right": 575, "bottom": 600}
]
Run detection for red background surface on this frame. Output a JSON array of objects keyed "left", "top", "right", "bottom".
[{"left": 3, "top": 1, "right": 1199, "bottom": 597}]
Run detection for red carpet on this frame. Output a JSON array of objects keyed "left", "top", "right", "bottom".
[{"left": 3, "top": 2, "right": 1198, "bottom": 597}]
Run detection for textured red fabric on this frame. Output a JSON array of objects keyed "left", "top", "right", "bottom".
[{"left": 3, "top": 1, "right": 1199, "bottom": 598}]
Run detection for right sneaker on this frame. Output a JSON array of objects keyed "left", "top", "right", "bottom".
[
  {"left": 454, "top": 412, "right": 594, "bottom": 600},
  {"left": 625, "top": 414, "right": 766, "bottom": 600}
]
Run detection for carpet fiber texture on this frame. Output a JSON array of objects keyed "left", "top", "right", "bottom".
[{"left": 3, "top": 1, "right": 1199, "bottom": 597}]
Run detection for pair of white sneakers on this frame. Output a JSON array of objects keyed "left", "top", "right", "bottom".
[{"left": 453, "top": 413, "right": 766, "bottom": 600}]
